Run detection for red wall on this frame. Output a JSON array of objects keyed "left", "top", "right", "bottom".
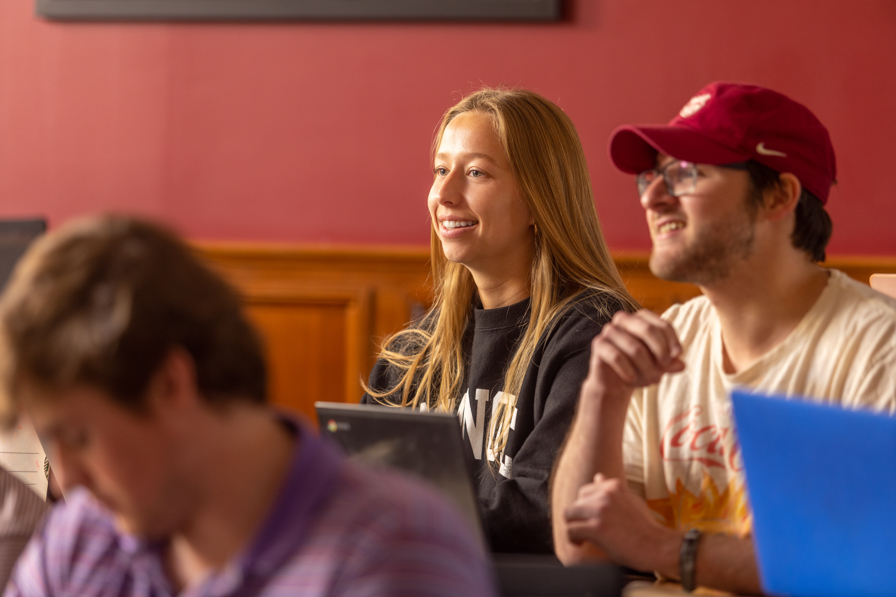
[{"left": 1, "top": 0, "right": 895, "bottom": 254}]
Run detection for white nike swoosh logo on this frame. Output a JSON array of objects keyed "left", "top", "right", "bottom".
[{"left": 756, "top": 142, "right": 787, "bottom": 157}]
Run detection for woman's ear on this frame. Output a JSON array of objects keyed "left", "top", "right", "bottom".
[{"left": 762, "top": 172, "right": 802, "bottom": 222}]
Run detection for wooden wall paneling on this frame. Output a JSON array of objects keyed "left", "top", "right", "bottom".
[
  {"left": 613, "top": 253, "right": 702, "bottom": 313},
  {"left": 196, "top": 244, "right": 429, "bottom": 420},
  {"left": 196, "top": 244, "right": 896, "bottom": 422},
  {"left": 611, "top": 254, "right": 896, "bottom": 313},
  {"left": 825, "top": 256, "right": 896, "bottom": 285},
  {"left": 242, "top": 288, "right": 372, "bottom": 422}
]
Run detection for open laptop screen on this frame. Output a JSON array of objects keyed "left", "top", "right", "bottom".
[
  {"left": 0, "top": 219, "right": 46, "bottom": 292},
  {"left": 315, "top": 401, "right": 484, "bottom": 545},
  {"left": 732, "top": 389, "right": 896, "bottom": 597}
]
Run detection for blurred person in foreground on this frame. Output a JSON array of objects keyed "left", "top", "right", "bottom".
[{"left": 0, "top": 215, "right": 495, "bottom": 597}]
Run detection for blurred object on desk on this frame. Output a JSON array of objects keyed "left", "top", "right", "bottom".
[
  {"left": 870, "top": 273, "right": 896, "bottom": 298},
  {"left": 624, "top": 580, "right": 734, "bottom": 596}
]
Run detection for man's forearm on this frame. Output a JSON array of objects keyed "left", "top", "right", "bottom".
[
  {"left": 551, "top": 379, "right": 631, "bottom": 563},
  {"left": 651, "top": 532, "right": 762, "bottom": 595}
]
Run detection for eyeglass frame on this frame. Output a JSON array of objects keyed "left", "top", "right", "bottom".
[{"left": 636, "top": 160, "right": 749, "bottom": 198}]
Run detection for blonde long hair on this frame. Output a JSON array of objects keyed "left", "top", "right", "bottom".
[{"left": 367, "top": 88, "right": 639, "bottom": 460}]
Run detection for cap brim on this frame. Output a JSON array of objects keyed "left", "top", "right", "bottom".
[{"left": 608, "top": 125, "right": 748, "bottom": 173}]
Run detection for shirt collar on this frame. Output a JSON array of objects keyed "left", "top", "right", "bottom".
[
  {"left": 108, "top": 412, "right": 344, "bottom": 594},
  {"left": 235, "top": 413, "right": 344, "bottom": 579}
]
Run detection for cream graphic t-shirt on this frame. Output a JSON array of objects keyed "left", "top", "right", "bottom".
[{"left": 624, "top": 270, "right": 896, "bottom": 537}]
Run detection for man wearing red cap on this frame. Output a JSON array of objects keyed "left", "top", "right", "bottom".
[{"left": 552, "top": 82, "right": 896, "bottom": 594}]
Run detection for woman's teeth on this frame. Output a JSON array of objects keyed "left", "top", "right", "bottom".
[{"left": 443, "top": 221, "right": 476, "bottom": 229}]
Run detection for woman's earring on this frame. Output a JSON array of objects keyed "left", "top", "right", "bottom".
[{"left": 533, "top": 223, "right": 539, "bottom": 236}]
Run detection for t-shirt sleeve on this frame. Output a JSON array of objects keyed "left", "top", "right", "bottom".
[
  {"left": 832, "top": 292, "right": 896, "bottom": 414},
  {"left": 845, "top": 345, "right": 896, "bottom": 414}
]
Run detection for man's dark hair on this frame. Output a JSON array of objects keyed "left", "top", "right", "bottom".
[
  {"left": 0, "top": 215, "right": 267, "bottom": 423},
  {"left": 745, "top": 160, "right": 833, "bottom": 263}
]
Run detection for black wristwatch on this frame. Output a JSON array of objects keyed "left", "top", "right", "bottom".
[{"left": 679, "top": 528, "right": 702, "bottom": 592}]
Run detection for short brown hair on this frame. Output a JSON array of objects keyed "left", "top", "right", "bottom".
[
  {"left": 745, "top": 160, "right": 833, "bottom": 263},
  {"left": 0, "top": 215, "right": 266, "bottom": 423}
]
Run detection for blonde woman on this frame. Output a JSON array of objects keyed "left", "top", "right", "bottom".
[{"left": 363, "top": 88, "right": 638, "bottom": 553}]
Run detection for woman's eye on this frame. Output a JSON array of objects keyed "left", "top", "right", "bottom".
[
  {"left": 434, "top": 167, "right": 448, "bottom": 177},
  {"left": 468, "top": 169, "right": 484, "bottom": 178}
]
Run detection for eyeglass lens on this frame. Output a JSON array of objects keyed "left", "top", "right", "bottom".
[{"left": 636, "top": 161, "right": 697, "bottom": 197}]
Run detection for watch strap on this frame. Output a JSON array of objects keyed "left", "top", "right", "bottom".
[{"left": 679, "top": 528, "right": 702, "bottom": 592}]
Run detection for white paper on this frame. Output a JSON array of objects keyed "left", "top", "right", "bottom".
[{"left": 0, "top": 415, "right": 48, "bottom": 499}]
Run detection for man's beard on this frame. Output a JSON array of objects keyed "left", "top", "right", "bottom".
[{"left": 649, "top": 211, "right": 756, "bottom": 286}]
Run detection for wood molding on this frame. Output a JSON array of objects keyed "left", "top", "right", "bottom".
[
  {"left": 195, "top": 244, "right": 431, "bottom": 421},
  {"left": 194, "top": 243, "right": 896, "bottom": 419},
  {"left": 820, "top": 255, "right": 896, "bottom": 283},
  {"left": 612, "top": 251, "right": 896, "bottom": 312},
  {"left": 612, "top": 252, "right": 702, "bottom": 313}
]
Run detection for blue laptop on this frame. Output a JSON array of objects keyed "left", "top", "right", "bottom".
[{"left": 731, "top": 389, "right": 896, "bottom": 597}]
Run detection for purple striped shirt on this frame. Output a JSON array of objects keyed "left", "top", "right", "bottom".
[
  {"left": 0, "top": 467, "right": 48, "bottom": 588},
  {"left": 5, "top": 418, "right": 496, "bottom": 597}
]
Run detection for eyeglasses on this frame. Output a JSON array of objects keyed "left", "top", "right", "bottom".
[{"left": 636, "top": 160, "right": 749, "bottom": 198}]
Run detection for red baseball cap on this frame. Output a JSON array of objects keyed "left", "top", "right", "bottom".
[{"left": 608, "top": 82, "right": 837, "bottom": 203}]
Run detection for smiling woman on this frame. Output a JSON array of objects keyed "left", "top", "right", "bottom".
[
  {"left": 362, "top": 88, "right": 640, "bottom": 554},
  {"left": 428, "top": 110, "right": 535, "bottom": 303}
]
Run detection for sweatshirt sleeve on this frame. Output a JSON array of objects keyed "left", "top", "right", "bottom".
[
  {"left": 360, "top": 357, "right": 390, "bottom": 405},
  {"left": 361, "top": 318, "right": 436, "bottom": 406},
  {"left": 480, "top": 302, "right": 614, "bottom": 553}
]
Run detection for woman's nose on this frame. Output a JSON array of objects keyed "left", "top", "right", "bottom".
[{"left": 431, "top": 171, "right": 463, "bottom": 206}]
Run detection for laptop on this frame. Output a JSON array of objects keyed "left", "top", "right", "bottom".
[
  {"left": 315, "top": 401, "right": 485, "bottom": 544},
  {"left": 0, "top": 219, "right": 46, "bottom": 292},
  {"left": 731, "top": 389, "right": 896, "bottom": 597},
  {"left": 315, "top": 401, "right": 624, "bottom": 597},
  {"left": 0, "top": 219, "right": 48, "bottom": 499}
]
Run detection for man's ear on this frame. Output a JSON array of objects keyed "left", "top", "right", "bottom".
[
  {"left": 144, "top": 348, "right": 201, "bottom": 421},
  {"left": 762, "top": 172, "right": 801, "bottom": 222}
]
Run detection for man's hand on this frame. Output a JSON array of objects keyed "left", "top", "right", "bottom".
[
  {"left": 563, "top": 473, "right": 762, "bottom": 593},
  {"left": 551, "top": 310, "right": 684, "bottom": 570},
  {"left": 583, "top": 309, "right": 686, "bottom": 404},
  {"left": 564, "top": 473, "right": 680, "bottom": 572},
  {"left": 554, "top": 310, "right": 764, "bottom": 594}
]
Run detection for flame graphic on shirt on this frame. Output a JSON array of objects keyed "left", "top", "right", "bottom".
[{"left": 646, "top": 472, "right": 752, "bottom": 537}]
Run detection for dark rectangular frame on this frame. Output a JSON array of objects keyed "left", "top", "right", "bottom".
[{"left": 36, "top": 0, "right": 563, "bottom": 22}]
